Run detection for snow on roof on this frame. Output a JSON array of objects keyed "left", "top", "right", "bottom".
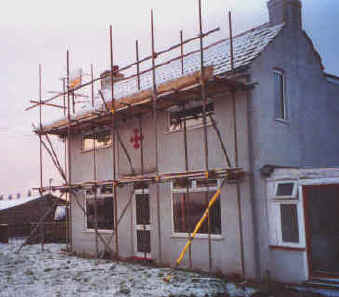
[
  {"left": 0, "top": 195, "right": 41, "bottom": 211},
  {"left": 42, "top": 23, "right": 285, "bottom": 128},
  {"left": 325, "top": 73, "right": 339, "bottom": 85}
]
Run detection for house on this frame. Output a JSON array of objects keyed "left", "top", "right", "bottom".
[
  {"left": 0, "top": 193, "right": 67, "bottom": 241},
  {"left": 36, "top": 0, "right": 339, "bottom": 284}
]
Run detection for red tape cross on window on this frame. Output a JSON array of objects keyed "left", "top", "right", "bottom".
[{"left": 130, "top": 128, "right": 143, "bottom": 149}]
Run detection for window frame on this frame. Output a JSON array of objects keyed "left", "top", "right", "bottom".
[
  {"left": 268, "top": 181, "right": 305, "bottom": 248},
  {"left": 167, "top": 102, "right": 214, "bottom": 132},
  {"left": 273, "top": 181, "right": 298, "bottom": 200},
  {"left": 273, "top": 69, "right": 287, "bottom": 121},
  {"left": 171, "top": 179, "right": 223, "bottom": 239},
  {"left": 84, "top": 188, "right": 114, "bottom": 233}
]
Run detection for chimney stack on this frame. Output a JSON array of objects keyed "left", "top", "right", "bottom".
[
  {"left": 267, "top": 0, "right": 302, "bottom": 29},
  {"left": 100, "top": 65, "right": 124, "bottom": 90}
]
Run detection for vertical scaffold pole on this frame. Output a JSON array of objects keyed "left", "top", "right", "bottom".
[
  {"left": 136, "top": 40, "right": 141, "bottom": 91},
  {"left": 66, "top": 50, "right": 73, "bottom": 251},
  {"left": 198, "top": 0, "right": 212, "bottom": 272},
  {"left": 91, "top": 64, "right": 94, "bottom": 108},
  {"left": 38, "top": 64, "right": 44, "bottom": 251},
  {"left": 180, "top": 30, "right": 192, "bottom": 269},
  {"left": 228, "top": 11, "right": 234, "bottom": 71},
  {"left": 93, "top": 133, "right": 99, "bottom": 259},
  {"left": 232, "top": 89, "right": 245, "bottom": 278},
  {"left": 72, "top": 89, "right": 75, "bottom": 115},
  {"left": 39, "top": 64, "right": 43, "bottom": 199},
  {"left": 62, "top": 76, "right": 69, "bottom": 249},
  {"left": 92, "top": 64, "right": 99, "bottom": 258},
  {"left": 110, "top": 25, "right": 119, "bottom": 260},
  {"left": 63, "top": 78, "right": 66, "bottom": 117},
  {"left": 227, "top": 10, "right": 245, "bottom": 278},
  {"left": 151, "top": 9, "right": 162, "bottom": 263}
]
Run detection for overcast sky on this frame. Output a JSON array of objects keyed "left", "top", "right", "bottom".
[{"left": 0, "top": 0, "right": 338, "bottom": 198}]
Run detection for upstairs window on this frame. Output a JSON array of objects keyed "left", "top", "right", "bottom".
[
  {"left": 168, "top": 103, "right": 214, "bottom": 132},
  {"left": 81, "top": 130, "right": 112, "bottom": 152},
  {"left": 273, "top": 70, "right": 287, "bottom": 120}
]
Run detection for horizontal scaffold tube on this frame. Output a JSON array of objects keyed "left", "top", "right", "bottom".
[{"left": 33, "top": 168, "right": 244, "bottom": 192}]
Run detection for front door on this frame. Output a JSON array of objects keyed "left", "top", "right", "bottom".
[
  {"left": 304, "top": 184, "right": 339, "bottom": 277},
  {"left": 134, "top": 189, "right": 151, "bottom": 259}
]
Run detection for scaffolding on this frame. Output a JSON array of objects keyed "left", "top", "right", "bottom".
[{"left": 26, "top": 0, "right": 250, "bottom": 276}]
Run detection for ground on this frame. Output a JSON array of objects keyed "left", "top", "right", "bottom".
[{"left": 0, "top": 240, "right": 334, "bottom": 297}]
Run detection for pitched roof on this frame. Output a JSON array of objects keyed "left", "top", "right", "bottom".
[
  {"left": 77, "top": 23, "right": 285, "bottom": 111},
  {"left": 0, "top": 195, "right": 41, "bottom": 211},
  {"left": 42, "top": 23, "right": 285, "bottom": 130}
]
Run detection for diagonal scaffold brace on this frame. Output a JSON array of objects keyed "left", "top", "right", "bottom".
[{"left": 164, "top": 178, "right": 226, "bottom": 281}]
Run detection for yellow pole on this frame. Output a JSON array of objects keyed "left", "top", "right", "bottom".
[{"left": 175, "top": 179, "right": 225, "bottom": 266}]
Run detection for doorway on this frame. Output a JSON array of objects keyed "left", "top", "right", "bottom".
[
  {"left": 134, "top": 188, "right": 152, "bottom": 259},
  {"left": 304, "top": 184, "right": 339, "bottom": 278}
]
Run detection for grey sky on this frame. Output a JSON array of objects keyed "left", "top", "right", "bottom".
[{"left": 0, "top": 0, "right": 338, "bottom": 197}]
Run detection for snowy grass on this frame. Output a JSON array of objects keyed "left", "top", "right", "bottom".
[{"left": 0, "top": 240, "right": 242, "bottom": 297}]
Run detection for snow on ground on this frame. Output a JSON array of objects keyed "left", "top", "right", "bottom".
[{"left": 0, "top": 239, "right": 253, "bottom": 297}]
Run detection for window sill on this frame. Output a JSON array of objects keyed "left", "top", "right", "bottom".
[
  {"left": 82, "top": 229, "right": 114, "bottom": 234},
  {"left": 165, "top": 122, "right": 213, "bottom": 134},
  {"left": 171, "top": 233, "right": 224, "bottom": 241},
  {"left": 274, "top": 118, "right": 289, "bottom": 125},
  {"left": 80, "top": 145, "right": 112, "bottom": 154},
  {"left": 269, "top": 245, "right": 306, "bottom": 252}
]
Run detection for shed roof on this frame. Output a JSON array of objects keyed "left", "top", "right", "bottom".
[{"left": 0, "top": 195, "right": 41, "bottom": 211}]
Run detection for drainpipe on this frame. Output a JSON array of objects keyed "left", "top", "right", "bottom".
[{"left": 246, "top": 75, "right": 261, "bottom": 279}]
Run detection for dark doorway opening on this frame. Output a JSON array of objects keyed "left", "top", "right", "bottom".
[
  {"left": 304, "top": 184, "right": 339, "bottom": 278},
  {"left": 134, "top": 190, "right": 151, "bottom": 260}
]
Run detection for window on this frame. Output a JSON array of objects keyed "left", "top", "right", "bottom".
[
  {"left": 273, "top": 70, "right": 287, "bottom": 120},
  {"left": 268, "top": 181, "right": 304, "bottom": 247},
  {"left": 85, "top": 188, "right": 114, "bottom": 231},
  {"left": 82, "top": 131, "right": 112, "bottom": 152},
  {"left": 274, "top": 182, "right": 297, "bottom": 199},
  {"left": 280, "top": 204, "right": 299, "bottom": 243},
  {"left": 172, "top": 179, "right": 221, "bottom": 236},
  {"left": 168, "top": 103, "right": 214, "bottom": 132},
  {"left": 54, "top": 205, "right": 67, "bottom": 221}
]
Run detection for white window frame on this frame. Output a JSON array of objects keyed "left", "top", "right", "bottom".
[
  {"left": 84, "top": 188, "right": 114, "bottom": 233},
  {"left": 273, "top": 69, "right": 287, "bottom": 121},
  {"left": 273, "top": 181, "right": 298, "bottom": 200},
  {"left": 268, "top": 181, "right": 305, "bottom": 248},
  {"left": 171, "top": 179, "right": 223, "bottom": 239}
]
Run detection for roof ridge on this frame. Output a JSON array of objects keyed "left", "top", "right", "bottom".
[{"left": 227, "top": 21, "right": 282, "bottom": 41}]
